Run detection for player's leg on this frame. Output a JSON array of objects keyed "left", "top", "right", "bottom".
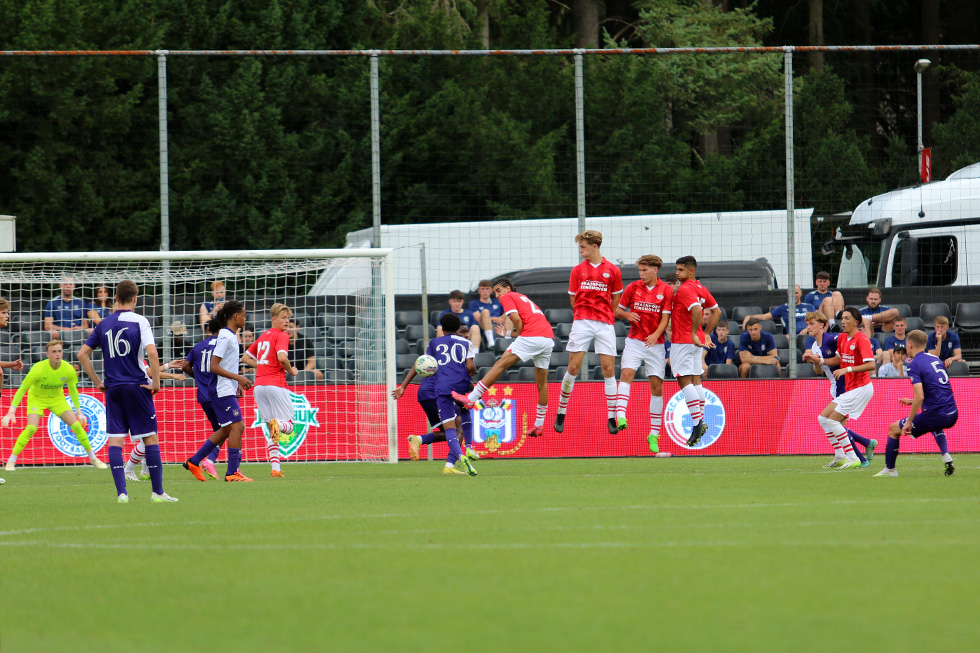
[
  {"left": 476, "top": 309, "right": 495, "bottom": 348},
  {"left": 123, "top": 386, "right": 173, "bottom": 500},
  {"left": 125, "top": 440, "right": 146, "bottom": 480},
  {"left": 558, "top": 322, "right": 593, "bottom": 432},
  {"left": 529, "top": 365, "right": 549, "bottom": 437},
  {"left": 436, "top": 396, "right": 469, "bottom": 475},
  {"left": 459, "top": 408, "right": 480, "bottom": 460},
  {"left": 103, "top": 386, "right": 131, "bottom": 501},
  {"left": 873, "top": 420, "right": 903, "bottom": 477},
  {"left": 185, "top": 395, "right": 239, "bottom": 481},
  {"left": 6, "top": 411, "right": 41, "bottom": 470},
  {"left": 823, "top": 405, "right": 861, "bottom": 466},
  {"left": 223, "top": 404, "right": 250, "bottom": 481},
  {"left": 461, "top": 351, "right": 521, "bottom": 407},
  {"left": 468, "top": 325, "right": 482, "bottom": 352},
  {"left": 648, "top": 374, "right": 664, "bottom": 453},
  {"left": 594, "top": 323, "right": 619, "bottom": 435},
  {"left": 56, "top": 407, "right": 106, "bottom": 468},
  {"left": 817, "top": 402, "right": 845, "bottom": 466},
  {"left": 408, "top": 399, "right": 444, "bottom": 460},
  {"left": 616, "top": 366, "right": 636, "bottom": 431}
]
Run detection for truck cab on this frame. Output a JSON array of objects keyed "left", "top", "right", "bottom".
[{"left": 829, "top": 162, "right": 980, "bottom": 288}]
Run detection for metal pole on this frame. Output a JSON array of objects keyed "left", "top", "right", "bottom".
[
  {"left": 917, "top": 69, "right": 924, "bottom": 174},
  {"left": 574, "top": 51, "right": 586, "bottom": 234},
  {"left": 419, "top": 243, "right": 433, "bottom": 461},
  {"left": 157, "top": 52, "right": 172, "bottom": 363},
  {"left": 370, "top": 54, "right": 382, "bottom": 247},
  {"left": 384, "top": 253, "right": 398, "bottom": 462},
  {"left": 784, "top": 47, "right": 797, "bottom": 378}
]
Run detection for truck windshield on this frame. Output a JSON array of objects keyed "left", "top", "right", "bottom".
[{"left": 836, "top": 240, "right": 882, "bottom": 288}]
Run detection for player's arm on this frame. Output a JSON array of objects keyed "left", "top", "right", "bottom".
[
  {"left": 742, "top": 311, "right": 773, "bottom": 330},
  {"left": 241, "top": 352, "right": 258, "bottom": 368},
  {"left": 690, "top": 304, "right": 704, "bottom": 347},
  {"left": 169, "top": 357, "right": 193, "bottom": 374},
  {"left": 900, "top": 383, "right": 925, "bottom": 435},
  {"left": 277, "top": 350, "right": 298, "bottom": 376},
  {"left": 1, "top": 366, "right": 35, "bottom": 427},
  {"left": 647, "top": 313, "right": 670, "bottom": 347},
  {"left": 44, "top": 315, "right": 60, "bottom": 333},
  {"left": 66, "top": 367, "right": 83, "bottom": 415},
  {"left": 506, "top": 313, "right": 524, "bottom": 338},
  {"left": 143, "top": 344, "right": 162, "bottom": 394},
  {"left": 875, "top": 308, "right": 899, "bottom": 323},
  {"left": 76, "top": 343, "right": 105, "bottom": 392},
  {"left": 392, "top": 367, "right": 418, "bottom": 399},
  {"left": 0, "top": 356, "right": 23, "bottom": 370},
  {"left": 210, "top": 353, "right": 252, "bottom": 390}
]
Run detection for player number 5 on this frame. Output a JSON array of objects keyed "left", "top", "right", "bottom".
[{"left": 930, "top": 360, "right": 949, "bottom": 384}]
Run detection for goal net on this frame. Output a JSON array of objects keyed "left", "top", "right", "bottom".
[{"left": 0, "top": 249, "right": 397, "bottom": 466}]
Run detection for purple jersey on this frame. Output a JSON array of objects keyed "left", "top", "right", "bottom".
[
  {"left": 426, "top": 334, "right": 474, "bottom": 396},
  {"left": 417, "top": 375, "right": 436, "bottom": 401},
  {"left": 806, "top": 332, "right": 846, "bottom": 398},
  {"left": 84, "top": 310, "right": 153, "bottom": 386},
  {"left": 907, "top": 352, "right": 957, "bottom": 415},
  {"left": 186, "top": 335, "right": 217, "bottom": 404}
]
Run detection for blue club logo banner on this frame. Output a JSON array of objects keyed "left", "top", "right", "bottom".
[
  {"left": 47, "top": 394, "right": 108, "bottom": 457},
  {"left": 663, "top": 389, "right": 726, "bottom": 450}
]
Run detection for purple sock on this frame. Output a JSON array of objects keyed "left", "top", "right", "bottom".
[
  {"left": 847, "top": 429, "right": 870, "bottom": 448},
  {"left": 848, "top": 435, "right": 867, "bottom": 463},
  {"left": 108, "top": 446, "right": 127, "bottom": 496},
  {"left": 885, "top": 436, "right": 900, "bottom": 469},
  {"left": 421, "top": 430, "right": 447, "bottom": 445},
  {"left": 445, "top": 428, "right": 462, "bottom": 465},
  {"left": 226, "top": 447, "right": 241, "bottom": 476},
  {"left": 933, "top": 430, "right": 949, "bottom": 455},
  {"left": 144, "top": 444, "right": 164, "bottom": 495},
  {"left": 460, "top": 413, "right": 473, "bottom": 446},
  {"left": 207, "top": 442, "right": 221, "bottom": 462},
  {"left": 190, "top": 439, "right": 217, "bottom": 465}
]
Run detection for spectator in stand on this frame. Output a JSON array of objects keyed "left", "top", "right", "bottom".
[
  {"left": 927, "top": 316, "right": 963, "bottom": 369},
  {"left": 43, "top": 276, "right": 89, "bottom": 336},
  {"left": 239, "top": 329, "right": 255, "bottom": 347},
  {"left": 869, "top": 333, "right": 885, "bottom": 369},
  {"left": 876, "top": 345, "right": 908, "bottom": 378},
  {"left": 738, "top": 317, "right": 780, "bottom": 378},
  {"left": 882, "top": 316, "right": 908, "bottom": 366},
  {"left": 437, "top": 290, "right": 481, "bottom": 351},
  {"left": 86, "top": 285, "right": 113, "bottom": 326},
  {"left": 469, "top": 279, "right": 511, "bottom": 349},
  {"left": 741, "top": 285, "right": 815, "bottom": 335},
  {"left": 703, "top": 319, "right": 736, "bottom": 375},
  {"left": 169, "top": 320, "right": 191, "bottom": 360},
  {"left": 860, "top": 287, "right": 899, "bottom": 337},
  {"left": 0, "top": 298, "right": 25, "bottom": 397},
  {"left": 286, "top": 322, "right": 323, "bottom": 381},
  {"left": 804, "top": 271, "right": 845, "bottom": 328},
  {"left": 663, "top": 323, "right": 672, "bottom": 380},
  {"left": 199, "top": 280, "right": 226, "bottom": 331}
]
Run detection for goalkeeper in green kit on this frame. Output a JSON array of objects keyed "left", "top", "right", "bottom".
[{"left": 2, "top": 339, "right": 107, "bottom": 470}]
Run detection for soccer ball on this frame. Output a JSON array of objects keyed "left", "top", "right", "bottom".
[{"left": 415, "top": 354, "right": 438, "bottom": 377}]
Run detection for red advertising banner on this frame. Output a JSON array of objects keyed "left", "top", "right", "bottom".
[
  {"left": 3, "top": 380, "right": 978, "bottom": 465},
  {"left": 921, "top": 147, "right": 932, "bottom": 183}
]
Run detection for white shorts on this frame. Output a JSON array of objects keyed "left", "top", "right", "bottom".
[
  {"left": 831, "top": 383, "right": 874, "bottom": 420},
  {"left": 566, "top": 320, "right": 617, "bottom": 357},
  {"left": 670, "top": 343, "right": 704, "bottom": 377},
  {"left": 507, "top": 336, "right": 555, "bottom": 369},
  {"left": 620, "top": 338, "right": 666, "bottom": 379},
  {"left": 253, "top": 385, "right": 295, "bottom": 423}
]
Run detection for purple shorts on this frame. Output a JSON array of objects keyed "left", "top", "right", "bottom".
[
  {"left": 418, "top": 398, "right": 442, "bottom": 430},
  {"left": 900, "top": 410, "right": 958, "bottom": 438},
  {"left": 105, "top": 384, "right": 157, "bottom": 440},
  {"left": 435, "top": 394, "right": 461, "bottom": 427},
  {"left": 200, "top": 400, "right": 221, "bottom": 432},
  {"left": 212, "top": 394, "right": 243, "bottom": 427}
]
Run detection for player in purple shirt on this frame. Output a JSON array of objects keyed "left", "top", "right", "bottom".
[
  {"left": 875, "top": 330, "right": 957, "bottom": 477},
  {"left": 78, "top": 280, "right": 176, "bottom": 503},
  {"left": 801, "top": 312, "right": 876, "bottom": 467},
  {"left": 427, "top": 313, "right": 477, "bottom": 475}
]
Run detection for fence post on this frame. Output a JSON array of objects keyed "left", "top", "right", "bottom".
[
  {"left": 784, "top": 46, "right": 797, "bottom": 378},
  {"left": 370, "top": 53, "right": 382, "bottom": 248},
  {"left": 157, "top": 51, "right": 172, "bottom": 363},
  {"left": 574, "top": 50, "right": 586, "bottom": 234}
]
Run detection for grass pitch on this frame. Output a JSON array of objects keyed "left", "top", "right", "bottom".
[{"left": 1, "top": 456, "right": 978, "bottom": 652}]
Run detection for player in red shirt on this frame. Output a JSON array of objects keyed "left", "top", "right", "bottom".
[
  {"left": 241, "top": 303, "right": 299, "bottom": 477},
  {"left": 557, "top": 230, "right": 623, "bottom": 435},
  {"left": 671, "top": 256, "right": 721, "bottom": 447},
  {"left": 613, "top": 255, "right": 673, "bottom": 452},
  {"left": 454, "top": 278, "right": 555, "bottom": 437},
  {"left": 817, "top": 306, "right": 876, "bottom": 469}
]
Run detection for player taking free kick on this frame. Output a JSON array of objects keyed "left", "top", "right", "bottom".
[
  {"left": 241, "top": 303, "right": 299, "bottom": 477},
  {"left": 454, "top": 277, "right": 555, "bottom": 437}
]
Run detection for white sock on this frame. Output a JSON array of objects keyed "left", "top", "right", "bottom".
[
  {"left": 558, "top": 372, "right": 576, "bottom": 414},
  {"left": 828, "top": 420, "right": 857, "bottom": 460},
  {"left": 681, "top": 384, "right": 702, "bottom": 423},
  {"left": 650, "top": 394, "right": 663, "bottom": 435},
  {"left": 942, "top": 453, "right": 953, "bottom": 463},
  {"left": 125, "top": 441, "right": 146, "bottom": 473},
  {"left": 88, "top": 450, "right": 99, "bottom": 463},
  {"left": 484, "top": 329, "right": 495, "bottom": 347},
  {"left": 280, "top": 419, "right": 294, "bottom": 434},
  {"left": 616, "top": 381, "right": 631, "bottom": 421},
  {"left": 603, "top": 377, "right": 617, "bottom": 419},
  {"left": 268, "top": 443, "right": 281, "bottom": 472},
  {"left": 6, "top": 454, "right": 17, "bottom": 465},
  {"left": 695, "top": 384, "right": 706, "bottom": 419},
  {"left": 535, "top": 404, "right": 547, "bottom": 427},
  {"left": 469, "top": 380, "right": 489, "bottom": 403},
  {"left": 817, "top": 415, "right": 842, "bottom": 455}
]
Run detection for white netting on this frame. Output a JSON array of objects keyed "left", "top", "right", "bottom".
[{"left": 0, "top": 251, "right": 394, "bottom": 466}]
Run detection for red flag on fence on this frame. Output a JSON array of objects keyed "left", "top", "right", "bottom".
[{"left": 921, "top": 147, "right": 932, "bottom": 183}]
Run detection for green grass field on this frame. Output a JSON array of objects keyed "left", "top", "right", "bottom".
[{"left": 1, "top": 456, "right": 978, "bottom": 652}]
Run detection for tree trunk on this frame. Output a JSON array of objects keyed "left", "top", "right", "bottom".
[
  {"left": 808, "top": 0, "right": 824, "bottom": 72},
  {"left": 572, "top": 0, "right": 600, "bottom": 49},
  {"left": 475, "top": 0, "right": 490, "bottom": 49}
]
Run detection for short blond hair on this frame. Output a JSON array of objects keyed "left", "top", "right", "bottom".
[
  {"left": 0, "top": 297, "right": 8, "bottom": 312},
  {"left": 636, "top": 255, "right": 663, "bottom": 269},
  {"left": 907, "top": 330, "right": 928, "bottom": 348},
  {"left": 574, "top": 230, "right": 603, "bottom": 247},
  {"left": 46, "top": 339, "right": 63, "bottom": 351},
  {"left": 805, "top": 311, "right": 828, "bottom": 325},
  {"left": 934, "top": 315, "right": 950, "bottom": 326},
  {"left": 270, "top": 303, "right": 291, "bottom": 319}
]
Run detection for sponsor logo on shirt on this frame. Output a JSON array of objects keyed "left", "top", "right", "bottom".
[
  {"left": 580, "top": 280, "right": 609, "bottom": 292},
  {"left": 252, "top": 390, "right": 320, "bottom": 459},
  {"left": 664, "top": 389, "right": 726, "bottom": 451},
  {"left": 632, "top": 301, "right": 663, "bottom": 313},
  {"left": 602, "top": 272, "right": 610, "bottom": 278},
  {"left": 47, "top": 394, "right": 108, "bottom": 456}
]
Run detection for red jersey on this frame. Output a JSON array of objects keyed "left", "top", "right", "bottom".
[
  {"left": 500, "top": 292, "right": 554, "bottom": 339},
  {"left": 836, "top": 331, "right": 874, "bottom": 390},
  {"left": 247, "top": 328, "right": 290, "bottom": 387},
  {"left": 619, "top": 279, "right": 673, "bottom": 343},
  {"left": 568, "top": 258, "right": 623, "bottom": 324},
  {"left": 695, "top": 281, "right": 719, "bottom": 340}
]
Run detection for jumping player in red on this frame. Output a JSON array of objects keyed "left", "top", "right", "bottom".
[
  {"left": 819, "top": 306, "right": 876, "bottom": 470},
  {"left": 614, "top": 255, "right": 673, "bottom": 452},
  {"left": 454, "top": 277, "right": 555, "bottom": 437},
  {"left": 241, "top": 303, "right": 299, "bottom": 477},
  {"left": 556, "top": 230, "right": 623, "bottom": 435}
]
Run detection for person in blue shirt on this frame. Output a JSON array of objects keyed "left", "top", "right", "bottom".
[
  {"left": 438, "top": 289, "right": 481, "bottom": 351},
  {"left": 741, "top": 285, "right": 815, "bottom": 335},
  {"left": 803, "top": 271, "right": 845, "bottom": 327},
  {"left": 882, "top": 316, "right": 907, "bottom": 366},
  {"left": 875, "top": 329, "right": 957, "bottom": 477},
  {"left": 703, "top": 320, "right": 736, "bottom": 374},
  {"left": 876, "top": 345, "right": 907, "bottom": 378},
  {"left": 469, "top": 279, "right": 510, "bottom": 349},
  {"left": 926, "top": 316, "right": 963, "bottom": 369},
  {"left": 738, "top": 318, "right": 780, "bottom": 378},
  {"left": 860, "top": 287, "right": 899, "bottom": 337},
  {"left": 43, "top": 276, "right": 89, "bottom": 335},
  {"left": 85, "top": 285, "right": 113, "bottom": 326}
]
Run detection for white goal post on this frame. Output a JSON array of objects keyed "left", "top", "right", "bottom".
[{"left": 0, "top": 249, "right": 397, "bottom": 465}]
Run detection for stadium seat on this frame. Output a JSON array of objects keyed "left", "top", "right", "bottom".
[
  {"left": 323, "top": 370, "right": 355, "bottom": 383},
  {"left": 0, "top": 330, "right": 12, "bottom": 344},
  {"left": 707, "top": 363, "right": 739, "bottom": 379},
  {"left": 395, "top": 339, "right": 411, "bottom": 355},
  {"left": 795, "top": 333, "right": 809, "bottom": 351},
  {"left": 395, "top": 310, "right": 424, "bottom": 329},
  {"left": 904, "top": 317, "right": 924, "bottom": 331},
  {"left": 333, "top": 341, "right": 357, "bottom": 358},
  {"left": 494, "top": 338, "right": 514, "bottom": 354},
  {"left": 396, "top": 353, "right": 417, "bottom": 372},
  {"left": 548, "top": 366, "right": 568, "bottom": 382},
  {"left": 776, "top": 349, "right": 792, "bottom": 365},
  {"left": 549, "top": 351, "right": 569, "bottom": 368},
  {"left": 918, "top": 302, "right": 951, "bottom": 324},
  {"left": 947, "top": 361, "right": 970, "bottom": 377},
  {"left": 714, "top": 306, "right": 729, "bottom": 321},
  {"left": 759, "top": 320, "right": 778, "bottom": 334},
  {"left": 545, "top": 308, "right": 573, "bottom": 324},
  {"left": 954, "top": 302, "right": 980, "bottom": 333},
  {"left": 429, "top": 310, "right": 443, "bottom": 326},
  {"left": 517, "top": 367, "right": 539, "bottom": 381},
  {"left": 593, "top": 364, "right": 621, "bottom": 380},
  {"left": 727, "top": 322, "right": 742, "bottom": 337},
  {"left": 748, "top": 364, "right": 780, "bottom": 378},
  {"left": 731, "top": 306, "right": 763, "bottom": 324},
  {"left": 551, "top": 339, "right": 565, "bottom": 353},
  {"left": 613, "top": 322, "right": 628, "bottom": 337},
  {"left": 555, "top": 323, "right": 574, "bottom": 339},
  {"left": 873, "top": 332, "right": 888, "bottom": 348},
  {"left": 793, "top": 363, "right": 820, "bottom": 378},
  {"left": 404, "top": 324, "right": 434, "bottom": 342},
  {"left": 326, "top": 326, "right": 356, "bottom": 342},
  {"left": 772, "top": 334, "right": 790, "bottom": 349},
  {"left": 299, "top": 326, "right": 321, "bottom": 341},
  {"left": 25, "top": 331, "right": 49, "bottom": 347},
  {"left": 892, "top": 304, "right": 913, "bottom": 318},
  {"left": 318, "top": 312, "right": 351, "bottom": 329},
  {"left": 475, "top": 352, "right": 496, "bottom": 368},
  {"left": 616, "top": 337, "right": 626, "bottom": 353}
]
